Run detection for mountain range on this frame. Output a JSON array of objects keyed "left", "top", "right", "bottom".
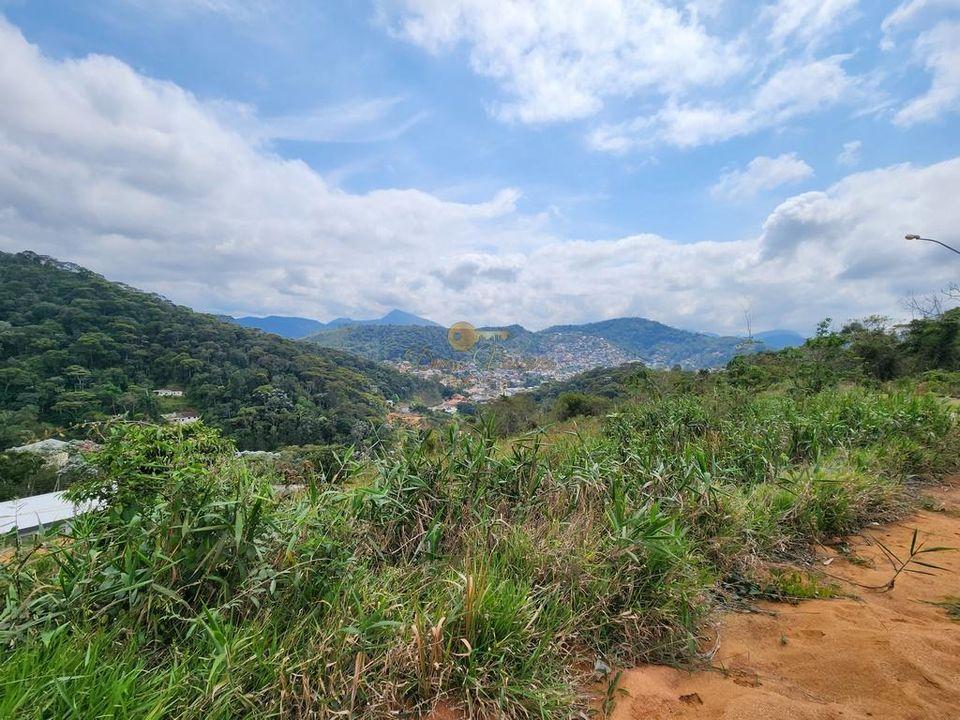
[
  {"left": 234, "top": 309, "right": 439, "bottom": 338},
  {"left": 304, "top": 317, "right": 805, "bottom": 370},
  {"left": 236, "top": 310, "right": 804, "bottom": 367}
]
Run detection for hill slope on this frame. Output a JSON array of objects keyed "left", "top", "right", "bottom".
[{"left": 0, "top": 251, "right": 442, "bottom": 450}]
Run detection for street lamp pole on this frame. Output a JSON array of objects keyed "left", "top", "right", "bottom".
[{"left": 905, "top": 234, "right": 960, "bottom": 256}]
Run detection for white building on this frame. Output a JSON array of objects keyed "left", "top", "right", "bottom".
[
  {"left": 154, "top": 388, "right": 184, "bottom": 397},
  {"left": 161, "top": 411, "right": 200, "bottom": 424}
]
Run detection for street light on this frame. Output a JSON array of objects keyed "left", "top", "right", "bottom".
[{"left": 905, "top": 234, "right": 960, "bottom": 256}]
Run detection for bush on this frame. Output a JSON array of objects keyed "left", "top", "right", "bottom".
[{"left": 553, "top": 392, "right": 611, "bottom": 421}]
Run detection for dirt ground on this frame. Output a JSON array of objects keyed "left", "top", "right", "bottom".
[{"left": 611, "top": 478, "right": 960, "bottom": 720}]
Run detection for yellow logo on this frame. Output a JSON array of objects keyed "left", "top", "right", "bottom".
[{"left": 447, "top": 322, "right": 509, "bottom": 352}]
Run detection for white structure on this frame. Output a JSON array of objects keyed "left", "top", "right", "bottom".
[
  {"left": 0, "top": 491, "right": 99, "bottom": 534},
  {"left": 154, "top": 388, "right": 184, "bottom": 397},
  {"left": 161, "top": 411, "right": 200, "bottom": 425}
]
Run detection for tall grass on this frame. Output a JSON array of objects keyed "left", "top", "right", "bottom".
[{"left": 1, "top": 386, "right": 956, "bottom": 718}]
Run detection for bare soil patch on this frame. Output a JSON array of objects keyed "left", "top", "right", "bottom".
[{"left": 612, "top": 478, "right": 960, "bottom": 720}]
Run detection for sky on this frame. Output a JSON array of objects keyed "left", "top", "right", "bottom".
[{"left": 0, "top": 0, "right": 959, "bottom": 335}]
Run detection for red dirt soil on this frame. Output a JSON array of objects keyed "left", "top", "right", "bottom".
[{"left": 611, "top": 479, "right": 960, "bottom": 720}]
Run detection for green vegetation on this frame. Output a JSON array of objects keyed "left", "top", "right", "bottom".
[
  {"left": 0, "top": 251, "right": 442, "bottom": 450},
  {"left": 0, "top": 452, "right": 60, "bottom": 501},
  {"left": 726, "top": 313, "right": 960, "bottom": 392},
  {"left": 759, "top": 569, "right": 839, "bottom": 602},
  {"left": 307, "top": 323, "right": 458, "bottom": 362},
  {"left": 2, "top": 375, "right": 956, "bottom": 717}
]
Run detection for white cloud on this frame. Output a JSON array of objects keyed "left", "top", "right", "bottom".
[
  {"left": 386, "top": 0, "right": 879, "bottom": 152},
  {"left": 219, "top": 97, "right": 429, "bottom": 144},
  {"left": 880, "top": 0, "right": 960, "bottom": 48},
  {"left": 386, "top": 0, "right": 745, "bottom": 123},
  {"left": 589, "top": 56, "right": 859, "bottom": 151},
  {"left": 837, "top": 140, "right": 862, "bottom": 166},
  {"left": 893, "top": 21, "right": 960, "bottom": 126},
  {"left": 763, "top": 0, "right": 860, "bottom": 48},
  {"left": 1, "top": 17, "right": 959, "bottom": 335},
  {"left": 711, "top": 153, "right": 813, "bottom": 201}
]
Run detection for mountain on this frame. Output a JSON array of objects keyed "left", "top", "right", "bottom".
[
  {"left": 543, "top": 317, "right": 748, "bottom": 368},
  {"left": 0, "top": 251, "right": 442, "bottom": 450},
  {"left": 234, "top": 309, "right": 440, "bottom": 338},
  {"left": 307, "top": 316, "right": 752, "bottom": 369},
  {"left": 234, "top": 315, "right": 327, "bottom": 338},
  {"left": 753, "top": 329, "right": 806, "bottom": 350},
  {"left": 359, "top": 309, "right": 440, "bottom": 327}
]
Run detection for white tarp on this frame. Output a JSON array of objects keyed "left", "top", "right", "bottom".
[{"left": 0, "top": 491, "right": 97, "bottom": 534}]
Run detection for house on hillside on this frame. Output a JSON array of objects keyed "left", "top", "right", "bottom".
[
  {"left": 161, "top": 410, "right": 200, "bottom": 425},
  {"left": 154, "top": 388, "right": 184, "bottom": 397}
]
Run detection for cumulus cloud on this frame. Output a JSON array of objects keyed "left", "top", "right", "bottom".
[
  {"left": 837, "top": 140, "right": 862, "bottom": 166},
  {"left": 1, "top": 16, "right": 959, "bottom": 335},
  {"left": 711, "top": 153, "right": 813, "bottom": 201},
  {"left": 386, "top": 0, "right": 745, "bottom": 124},
  {"left": 385, "top": 0, "right": 881, "bottom": 152},
  {"left": 893, "top": 21, "right": 960, "bottom": 126}
]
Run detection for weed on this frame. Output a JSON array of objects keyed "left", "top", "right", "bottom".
[{"left": 760, "top": 569, "right": 840, "bottom": 602}]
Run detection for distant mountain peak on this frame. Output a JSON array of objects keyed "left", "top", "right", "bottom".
[{"left": 378, "top": 309, "right": 441, "bottom": 327}]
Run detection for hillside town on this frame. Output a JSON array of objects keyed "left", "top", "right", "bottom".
[{"left": 384, "top": 333, "right": 639, "bottom": 415}]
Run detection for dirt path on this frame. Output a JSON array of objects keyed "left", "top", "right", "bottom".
[{"left": 612, "top": 479, "right": 960, "bottom": 720}]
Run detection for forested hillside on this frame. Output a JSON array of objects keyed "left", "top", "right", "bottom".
[{"left": 0, "top": 251, "right": 442, "bottom": 449}]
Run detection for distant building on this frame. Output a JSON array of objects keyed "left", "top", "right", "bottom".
[
  {"left": 161, "top": 410, "right": 200, "bottom": 425},
  {"left": 154, "top": 388, "right": 184, "bottom": 397}
]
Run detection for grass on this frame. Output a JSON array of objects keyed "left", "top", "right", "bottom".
[
  {"left": 760, "top": 569, "right": 840, "bottom": 602},
  {"left": 0, "top": 384, "right": 957, "bottom": 718}
]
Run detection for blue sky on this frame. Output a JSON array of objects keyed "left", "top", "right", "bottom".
[{"left": 0, "top": 1, "right": 959, "bottom": 333}]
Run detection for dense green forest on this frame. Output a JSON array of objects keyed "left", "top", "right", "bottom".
[
  {"left": 0, "top": 251, "right": 443, "bottom": 450},
  {"left": 307, "top": 324, "right": 460, "bottom": 362}
]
